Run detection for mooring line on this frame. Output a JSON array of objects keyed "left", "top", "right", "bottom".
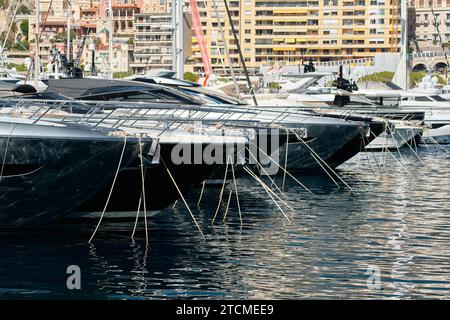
[
  {"left": 230, "top": 155, "right": 243, "bottom": 226},
  {"left": 288, "top": 129, "right": 353, "bottom": 191},
  {"left": 89, "top": 136, "right": 128, "bottom": 243},
  {"left": 363, "top": 129, "right": 383, "bottom": 176},
  {"left": 384, "top": 140, "right": 411, "bottom": 175},
  {"left": 361, "top": 137, "right": 378, "bottom": 177},
  {"left": 197, "top": 180, "right": 206, "bottom": 207},
  {"left": 427, "top": 135, "right": 449, "bottom": 153},
  {"left": 369, "top": 125, "right": 388, "bottom": 169},
  {"left": 281, "top": 129, "right": 289, "bottom": 192},
  {"left": 388, "top": 130, "right": 411, "bottom": 175},
  {"left": 375, "top": 124, "right": 409, "bottom": 173},
  {"left": 396, "top": 129, "right": 426, "bottom": 165},
  {"left": 309, "top": 151, "right": 341, "bottom": 189},
  {"left": 222, "top": 189, "right": 233, "bottom": 223},
  {"left": 161, "top": 157, "right": 205, "bottom": 240},
  {"left": 138, "top": 134, "right": 149, "bottom": 246},
  {"left": 246, "top": 147, "right": 293, "bottom": 209},
  {"left": 245, "top": 146, "right": 293, "bottom": 208},
  {"left": 248, "top": 141, "right": 313, "bottom": 195},
  {"left": 212, "top": 156, "right": 230, "bottom": 225},
  {"left": 131, "top": 195, "right": 142, "bottom": 240},
  {"left": 243, "top": 166, "right": 291, "bottom": 222}
]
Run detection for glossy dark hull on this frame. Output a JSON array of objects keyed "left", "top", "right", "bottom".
[
  {"left": 325, "top": 121, "right": 385, "bottom": 168},
  {"left": 76, "top": 142, "right": 231, "bottom": 213},
  {"left": 0, "top": 134, "right": 143, "bottom": 225},
  {"left": 277, "top": 121, "right": 364, "bottom": 172}
]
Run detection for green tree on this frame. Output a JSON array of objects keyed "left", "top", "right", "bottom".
[
  {"left": 113, "top": 71, "right": 133, "bottom": 79},
  {"left": 183, "top": 71, "right": 197, "bottom": 82},
  {"left": 409, "top": 71, "right": 426, "bottom": 88},
  {"left": 6, "top": 63, "right": 27, "bottom": 72},
  {"left": 436, "top": 75, "right": 447, "bottom": 85},
  {"left": 20, "top": 20, "right": 28, "bottom": 40},
  {"left": 358, "top": 71, "right": 394, "bottom": 83},
  {"left": 11, "top": 39, "right": 29, "bottom": 51},
  {"left": 268, "top": 81, "right": 281, "bottom": 89},
  {"left": 17, "top": 4, "right": 31, "bottom": 14},
  {"left": 0, "top": 0, "right": 10, "bottom": 10},
  {"left": 55, "top": 31, "right": 76, "bottom": 43},
  {"left": 0, "top": 31, "right": 14, "bottom": 48}
]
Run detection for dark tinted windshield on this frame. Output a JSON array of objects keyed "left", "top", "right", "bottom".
[
  {"left": 179, "top": 87, "right": 247, "bottom": 105},
  {"left": 80, "top": 87, "right": 203, "bottom": 105},
  {"left": 430, "top": 95, "right": 447, "bottom": 102},
  {"left": 23, "top": 92, "right": 71, "bottom": 100}
]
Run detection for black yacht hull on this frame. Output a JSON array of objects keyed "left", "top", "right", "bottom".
[
  {"left": 277, "top": 121, "right": 364, "bottom": 172},
  {"left": 76, "top": 142, "right": 235, "bottom": 214},
  {"left": 325, "top": 121, "right": 385, "bottom": 168},
  {"left": 0, "top": 133, "right": 145, "bottom": 225}
]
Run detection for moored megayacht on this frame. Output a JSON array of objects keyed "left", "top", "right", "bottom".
[
  {"left": 0, "top": 86, "right": 263, "bottom": 217},
  {"left": 0, "top": 115, "right": 154, "bottom": 225},
  {"left": 42, "top": 78, "right": 373, "bottom": 172}
]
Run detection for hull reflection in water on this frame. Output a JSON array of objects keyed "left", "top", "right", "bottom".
[{"left": 0, "top": 146, "right": 448, "bottom": 299}]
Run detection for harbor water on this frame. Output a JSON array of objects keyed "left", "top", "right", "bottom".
[{"left": 0, "top": 146, "right": 449, "bottom": 299}]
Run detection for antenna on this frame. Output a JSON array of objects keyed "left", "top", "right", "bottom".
[
  {"left": 34, "top": 0, "right": 39, "bottom": 89},
  {"left": 428, "top": 0, "right": 449, "bottom": 78},
  {"left": 66, "top": 0, "right": 72, "bottom": 61},
  {"left": 223, "top": 0, "right": 257, "bottom": 105}
]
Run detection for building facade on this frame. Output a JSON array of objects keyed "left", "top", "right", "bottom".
[
  {"left": 27, "top": 0, "right": 177, "bottom": 74},
  {"left": 409, "top": 0, "right": 450, "bottom": 50},
  {"left": 130, "top": 10, "right": 192, "bottom": 73},
  {"left": 189, "top": 0, "right": 400, "bottom": 73},
  {"left": 131, "top": 13, "right": 173, "bottom": 72}
]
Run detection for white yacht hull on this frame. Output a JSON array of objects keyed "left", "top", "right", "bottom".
[
  {"left": 365, "top": 126, "right": 423, "bottom": 151},
  {"left": 421, "top": 124, "right": 450, "bottom": 144}
]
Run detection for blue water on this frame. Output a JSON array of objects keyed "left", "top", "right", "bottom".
[{"left": 0, "top": 146, "right": 449, "bottom": 299}]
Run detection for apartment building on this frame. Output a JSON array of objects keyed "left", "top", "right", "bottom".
[
  {"left": 131, "top": 13, "right": 173, "bottom": 72},
  {"left": 99, "top": 0, "right": 143, "bottom": 36},
  {"left": 131, "top": 10, "right": 192, "bottom": 73},
  {"left": 79, "top": 1, "right": 100, "bottom": 33},
  {"left": 409, "top": 0, "right": 450, "bottom": 50},
  {"left": 190, "top": 0, "right": 400, "bottom": 73},
  {"left": 80, "top": 42, "right": 130, "bottom": 74},
  {"left": 29, "top": 0, "right": 80, "bottom": 65}
]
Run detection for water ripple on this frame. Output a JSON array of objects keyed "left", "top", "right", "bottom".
[{"left": 0, "top": 146, "right": 449, "bottom": 299}]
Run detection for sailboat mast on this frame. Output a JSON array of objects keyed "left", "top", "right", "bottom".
[
  {"left": 176, "top": 0, "right": 184, "bottom": 79},
  {"left": 392, "top": 0, "right": 408, "bottom": 90},
  {"left": 400, "top": 0, "right": 408, "bottom": 89},
  {"left": 223, "top": 0, "right": 257, "bottom": 105},
  {"left": 67, "top": 0, "right": 71, "bottom": 61},
  {"left": 171, "top": 0, "right": 177, "bottom": 74},
  {"left": 108, "top": 0, "right": 113, "bottom": 79},
  {"left": 34, "top": 0, "right": 40, "bottom": 89}
]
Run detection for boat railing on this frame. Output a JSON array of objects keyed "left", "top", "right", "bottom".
[
  {"left": 0, "top": 98, "right": 280, "bottom": 133},
  {"left": 0, "top": 98, "right": 326, "bottom": 130}
]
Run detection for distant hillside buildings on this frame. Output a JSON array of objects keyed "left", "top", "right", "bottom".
[
  {"left": 409, "top": 0, "right": 450, "bottom": 51},
  {"left": 2, "top": 0, "right": 448, "bottom": 75}
]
